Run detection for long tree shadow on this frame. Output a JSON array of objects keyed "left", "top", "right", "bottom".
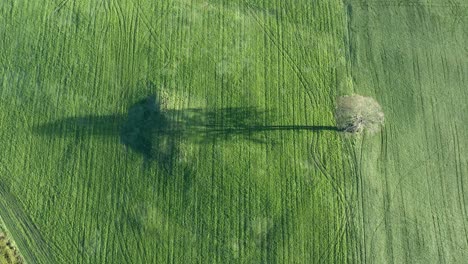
[
  {"left": 32, "top": 95, "right": 339, "bottom": 258},
  {"left": 33, "top": 95, "right": 337, "bottom": 169}
]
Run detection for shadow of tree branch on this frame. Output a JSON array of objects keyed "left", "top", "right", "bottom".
[{"left": 33, "top": 95, "right": 337, "bottom": 168}]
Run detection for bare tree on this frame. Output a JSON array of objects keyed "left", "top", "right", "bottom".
[{"left": 335, "top": 95, "right": 384, "bottom": 134}]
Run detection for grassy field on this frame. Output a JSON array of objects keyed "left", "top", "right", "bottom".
[
  {"left": 1, "top": 1, "right": 352, "bottom": 263},
  {"left": 0, "top": 0, "right": 467, "bottom": 263},
  {"left": 344, "top": 0, "right": 468, "bottom": 263},
  {"left": 1, "top": 228, "right": 23, "bottom": 264}
]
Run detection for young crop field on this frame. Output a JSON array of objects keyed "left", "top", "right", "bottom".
[
  {"left": 0, "top": 0, "right": 467, "bottom": 263},
  {"left": 344, "top": 0, "right": 468, "bottom": 262}
]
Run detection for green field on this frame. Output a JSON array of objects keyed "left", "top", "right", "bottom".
[
  {"left": 344, "top": 1, "right": 468, "bottom": 262},
  {"left": 0, "top": 0, "right": 467, "bottom": 263}
]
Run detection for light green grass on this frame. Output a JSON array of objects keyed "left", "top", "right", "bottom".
[
  {"left": 0, "top": 221, "right": 23, "bottom": 264},
  {"left": 0, "top": 1, "right": 353, "bottom": 263},
  {"left": 1, "top": 0, "right": 467, "bottom": 263},
  {"left": 1, "top": 234, "right": 21, "bottom": 264},
  {"left": 343, "top": 0, "right": 468, "bottom": 263}
]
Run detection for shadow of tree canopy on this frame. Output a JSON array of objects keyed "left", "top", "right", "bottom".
[{"left": 33, "top": 95, "right": 337, "bottom": 168}]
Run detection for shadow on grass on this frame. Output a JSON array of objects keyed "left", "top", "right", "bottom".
[
  {"left": 32, "top": 95, "right": 339, "bottom": 252},
  {"left": 33, "top": 95, "right": 337, "bottom": 168}
]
